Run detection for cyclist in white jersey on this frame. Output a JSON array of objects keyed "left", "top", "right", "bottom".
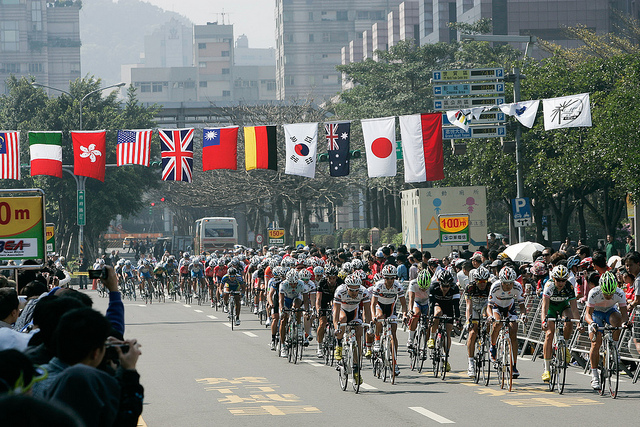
[
  {"left": 488, "top": 266, "right": 527, "bottom": 379},
  {"left": 278, "top": 270, "right": 307, "bottom": 358},
  {"left": 584, "top": 271, "right": 630, "bottom": 390}
]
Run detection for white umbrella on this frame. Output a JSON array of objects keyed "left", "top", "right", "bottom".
[{"left": 503, "top": 241, "right": 545, "bottom": 262}]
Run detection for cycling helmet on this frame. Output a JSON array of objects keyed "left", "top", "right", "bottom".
[
  {"left": 498, "top": 266, "right": 516, "bottom": 283},
  {"left": 298, "top": 269, "right": 311, "bottom": 281},
  {"left": 286, "top": 269, "right": 298, "bottom": 282},
  {"left": 313, "top": 266, "right": 325, "bottom": 277},
  {"left": 98, "top": 259, "right": 105, "bottom": 265},
  {"left": 227, "top": 267, "right": 237, "bottom": 275},
  {"left": 551, "top": 265, "right": 569, "bottom": 280},
  {"left": 417, "top": 269, "right": 432, "bottom": 290},
  {"left": 183, "top": 252, "right": 190, "bottom": 258},
  {"left": 345, "top": 274, "right": 362, "bottom": 288},
  {"left": 358, "top": 270, "right": 367, "bottom": 281},
  {"left": 471, "top": 266, "right": 490, "bottom": 282},
  {"left": 435, "top": 269, "right": 454, "bottom": 286},
  {"left": 579, "top": 257, "right": 592, "bottom": 269},
  {"left": 325, "top": 265, "right": 339, "bottom": 276},
  {"left": 599, "top": 271, "right": 618, "bottom": 295},
  {"left": 530, "top": 261, "right": 548, "bottom": 276},
  {"left": 497, "top": 252, "right": 510, "bottom": 261},
  {"left": 381, "top": 264, "right": 397, "bottom": 278},
  {"left": 341, "top": 262, "right": 353, "bottom": 274},
  {"left": 427, "top": 258, "right": 440, "bottom": 267},
  {"left": 567, "top": 255, "right": 580, "bottom": 269},
  {"left": 351, "top": 259, "right": 363, "bottom": 270},
  {"left": 124, "top": 260, "right": 131, "bottom": 266}
]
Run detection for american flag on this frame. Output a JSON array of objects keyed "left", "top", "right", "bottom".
[
  {"left": 116, "top": 130, "right": 152, "bottom": 167},
  {"left": 324, "top": 123, "right": 340, "bottom": 151},
  {"left": 159, "top": 128, "right": 194, "bottom": 182},
  {"left": 0, "top": 131, "right": 21, "bottom": 180}
]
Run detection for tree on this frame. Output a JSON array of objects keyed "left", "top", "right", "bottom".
[{"left": 0, "top": 76, "right": 160, "bottom": 260}]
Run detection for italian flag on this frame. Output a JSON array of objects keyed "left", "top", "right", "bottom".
[{"left": 29, "top": 131, "right": 63, "bottom": 178}]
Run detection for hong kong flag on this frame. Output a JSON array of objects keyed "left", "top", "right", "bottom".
[
  {"left": 362, "top": 116, "right": 396, "bottom": 177},
  {"left": 72, "top": 130, "right": 107, "bottom": 181}
]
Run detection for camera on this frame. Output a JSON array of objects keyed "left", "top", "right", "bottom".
[
  {"left": 88, "top": 268, "right": 108, "bottom": 280},
  {"left": 104, "top": 343, "right": 130, "bottom": 361}
]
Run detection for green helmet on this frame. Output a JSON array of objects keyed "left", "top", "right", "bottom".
[
  {"left": 599, "top": 271, "right": 618, "bottom": 295},
  {"left": 417, "top": 269, "right": 432, "bottom": 290}
]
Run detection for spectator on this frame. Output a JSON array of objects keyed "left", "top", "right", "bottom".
[
  {"left": 408, "top": 254, "right": 419, "bottom": 281},
  {"left": 396, "top": 254, "right": 409, "bottom": 281},
  {"left": 605, "top": 234, "right": 623, "bottom": 260},
  {"left": 77, "top": 255, "right": 89, "bottom": 289},
  {"left": 577, "top": 245, "right": 591, "bottom": 260},
  {"left": 592, "top": 250, "right": 609, "bottom": 275},
  {"left": 0, "top": 288, "right": 33, "bottom": 351},
  {"left": 0, "top": 394, "right": 84, "bottom": 426},
  {"left": 0, "top": 349, "right": 47, "bottom": 395},
  {"left": 559, "top": 237, "right": 575, "bottom": 256},
  {"left": 625, "top": 236, "right": 635, "bottom": 255},
  {"left": 624, "top": 251, "right": 640, "bottom": 312},
  {"left": 487, "top": 233, "right": 499, "bottom": 251},
  {"left": 14, "top": 280, "right": 48, "bottom": 332}
]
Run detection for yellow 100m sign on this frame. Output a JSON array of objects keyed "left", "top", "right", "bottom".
[
  {"left": 0, "top": 195, "right": 46, "bottom": 260},
  {"left": 438, "top": 214, "right": 470, "bottom": 246}
]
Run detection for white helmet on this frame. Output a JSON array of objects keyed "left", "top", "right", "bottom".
[
  {"left": 381, "top": 264, "right": 397, "bottom": 278},
  {"left": 345, "top": 273, "right": 362, "bottom": 287},
  {"left": 285, "top": 269, "right": 298, "bottom": 282},
  {"left": 499, "top": 266, "right": 516, "bottom": 283},
  {"left": 297, "top": 269, "right": 312, "bottom": 281}
]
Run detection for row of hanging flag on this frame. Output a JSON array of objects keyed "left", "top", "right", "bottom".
[
  {"left": 0, "top": 92, "right": 593, "bottom": 183},
  {"left": 0, "top": 114, "right": 444, "bottom": 183}
]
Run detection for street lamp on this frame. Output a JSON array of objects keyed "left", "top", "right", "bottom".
[
  {"left": 31, "top": 81, "right": 126, "bottom": 260},
  {"left": 460, "top": 34, "right": 537, "bottom": 244}
]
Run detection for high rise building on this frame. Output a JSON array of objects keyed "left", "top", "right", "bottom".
[
  {"left": 275, "top": 0, "right": 404, "bottom": 101},
  {"left": 0, "top": 0, "right": 81, "bottom": 95}
]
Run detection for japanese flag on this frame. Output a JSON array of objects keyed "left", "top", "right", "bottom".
[{"left": 362, "top": 116, "right": 396, "bottom": 177}]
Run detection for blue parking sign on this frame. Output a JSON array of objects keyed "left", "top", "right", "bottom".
[{"left": 512, "top": 197, "right": 532, "bottom": 227}]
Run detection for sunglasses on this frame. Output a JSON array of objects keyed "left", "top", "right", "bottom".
[
  {"left": 542, "top": 253, "right": 551, "bottom": 256},
  {"left": 555, "top": 278, "right": 567, "bottom": 282}
]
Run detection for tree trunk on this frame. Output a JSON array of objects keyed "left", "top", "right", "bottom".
[
  {"left": 533, "top": 199, "right": 545, "bottom": 244},
  {"left": 371, "top": 188, "right": 379, "bottom": 227},
  {"left": 300, "top": 198, "right": 311, "bottom": 243},
  {"left": 577, "top": 199, "right": 587, "bottom": 241}
]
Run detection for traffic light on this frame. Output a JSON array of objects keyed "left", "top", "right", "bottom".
[
  {"left": 318, "top": 153, "right": 329, "bottom": 162},
  {"left": 349, "top": 150, "right": 361, "bottom": 159},
  {"left": 160, "top": 197, "right": 165, "bottom": 202},
  {"left": 149, "top": 202, "right": 154, "bottom": 215},
  {"left": 150, "top": 202, "right": 155, "bottom": 207}
]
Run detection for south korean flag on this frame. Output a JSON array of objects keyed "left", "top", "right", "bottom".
[{"left": 284, "top": 123, "right": 318, "bottom": 178}]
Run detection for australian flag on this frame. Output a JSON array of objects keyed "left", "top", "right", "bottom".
[
  {"left": 325, "top": 121, "right": 350, "bottom": 177},
  {"left": 159, "top": 128, "right": 195, "bottom": 182}
]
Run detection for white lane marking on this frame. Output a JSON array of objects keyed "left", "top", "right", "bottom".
[
  {"left": 303, "top": 360, "right": 324, "bottom": 367},
  {"left": 243, "top": 332, "right": 258, "bottom": 337},
  {"left": 223, "top": 323, "right": 232, "bottom": 328},
  {"left": 137, "top": 305, "right": 146, "bottom": 307},
  {"left": 207, "top": 315, "right": 218, "bottom": 320},
  {"left": 183, "top": 305, "right": 191, "bottom": 308},
  {"left": 409, "top": 407, "right": 455, "bottom": 424},
  {"left": 194, "top": 310, "right": 203, "bottom": 313},
  {"left": 451, "top": 342, "right": 464, "bottom": 346},
  {"left": 347, "top": 379, "right": 377, "bottom": 390}
]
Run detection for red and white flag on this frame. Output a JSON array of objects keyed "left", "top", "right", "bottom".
[
  {"left": 0, "top": 131, "right": 21, "bottom": 180},
  {"left": 72, "top": 130, "right": 107, "bottom": 182},
  {"left": 399, "top": 113, "right": 444, "bottom": 182},
  {"left": 362, "top": 116, "right": 396, "bottom": 177},
  {"left": 29, "top": 131, "right": 62, "bottom": 178},
  {"left": 116, "top": 129, "right": 152, "bottom": 166}
]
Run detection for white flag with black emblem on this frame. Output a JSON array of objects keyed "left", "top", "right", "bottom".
[
  {"left": 543, "top": 93, "right": 592, "bottom": 130},
  {"left": 284, "top": 122, "right": 318, "bottom": 178}
]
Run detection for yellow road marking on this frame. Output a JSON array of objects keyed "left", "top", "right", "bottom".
[
  {"left": 503, "top": 397, "right": 603, "bottom": 408},
  {"left": 137, "top": 416, "right": 147, "bottom": 426}
]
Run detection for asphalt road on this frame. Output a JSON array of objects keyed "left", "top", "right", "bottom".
[{"left": 89, "top": 291, "right": 640, "bottom": 426}]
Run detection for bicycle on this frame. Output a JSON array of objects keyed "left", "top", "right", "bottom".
[
  {"left": 196, "top": 280, "right": 208, "bottom": 306},
  {"left": 283, "top": 308, "right": 305, "bottom": 364},
  {"left": 226, "top": 291, "right": 242, "bottom": 331},
  {"left": 143, "top": 280, "right": 154, "bottom": 305},
  {"left": 167, "top": 275, "right": 179, "bottom": 302},
  {"left": 183, "top": 278, "right": 193, "bottom": 305},
  {"left": 469, "top": 317, "right": 490, "bottom": 385},
  {"left": 545, "top": 317, "right": 581, "bottom": 394},
  {"left": 320, "top": 309, "right": 336, "bottom": 366},
  {"left": 257, "top": 295, "right": 268, "bottom": 325},
  {"left": 154, "top": 277, "right": 165, "bottom": 303},
  {"left": 124, "top": 278, "right": 136, "bottom": 301},
  {"left": 491, "top": 318, "right": 519, "bottom": 392},
  {"left": 337, "top": 321, "right": 367, "bottom": 393},
  {"left": 409, "top": 313, "right": 431, "bottom": 373},
  {"left": 373, "top": 318, "right": 398, "bottom": 384},
  {"left": 596, "top": 324, "right": 627, "bottom": 398},
  {"left": 430, "top": 316, "right": 453, "bottom": 380}
]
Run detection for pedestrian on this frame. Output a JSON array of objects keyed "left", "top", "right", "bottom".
[
  {"left": 77, "top": 256, "right": 89, "bottom": 289},
  {"left": 605, "top": 234, "right": 623, "bottom": 260}
]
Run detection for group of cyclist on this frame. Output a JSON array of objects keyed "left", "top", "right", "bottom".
[{"left": 107, "top": 241, "right": 637, "bottom": 392}]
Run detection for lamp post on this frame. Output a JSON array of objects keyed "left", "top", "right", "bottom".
[
  {"left": 32, "top": 81, "right": 126, "bottom": 260},
  {"left": 460, "top": 34, "right": 536, "bottom": 243}
]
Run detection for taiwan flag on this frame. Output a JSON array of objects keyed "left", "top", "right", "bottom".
[
  {"left": 72, "top": 130, "right": 107, "bottom": 182},
  {"left": 202, "top": 126, "right": 238, "bottom": 171},
  {"left": 362, "top": 116, "right": 396, "bottom": 178},
  {"left": 325, "top": 121, "right": 350, "bottom": 177}
]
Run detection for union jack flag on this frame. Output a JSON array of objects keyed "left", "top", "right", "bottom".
[
  {"left": 159, "top": 128, "right": 194, "bottom": 182},
  {"left": 324, "top": 123, "right": 340, "bottom": 151}
]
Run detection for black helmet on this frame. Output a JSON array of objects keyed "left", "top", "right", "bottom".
[
  {"left": 227, "top": 267, "right": 237, "bottom": 275},
  {"left": 435, "top": 269, "right": 454, "bottom": 286}
]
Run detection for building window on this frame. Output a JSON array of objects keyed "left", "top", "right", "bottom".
[
  {"left": 223, "top": 90, "right": 231, "bottom": 97},
  {"left": 28, "top": 63, "right": 43, "bottom": 73},
  {"left": 322, "top": 54, "right": 328, "bottom": 58},
  {"left": 184, "top": 81, "right": 195, "bottom": 88},
  {"left": 200, "top": 81, "right": 207, "bottom": 88},
  {"left": 337, "top": 10, "right": 348, "bottom": 21},
  {"left": 309, "top": 75, "right": 315, "bottom": 85},
  {"left": 234, "top": 80, "right": 241, "bottom": 87},
  {"left": 267, "top": 81, "right": 276, "bottom": 91},
  {"left": 222, "top": 50, "right": 230, "bottom": 57},
  {"left": 199, "top": 62, "right": 207, "bottom": 68},
  {"left": 309, "top": 33, "right": 314, "bottom": 42},
  {"left": 308, "top": 12, "right": 313, "bottom": 21},
  {"left": 140, "top": 82, "right": 151, "bottom": 93},
  {"left": 286, "top": 34, "right": 294, "bottom": 43},
  {"left": 152, "top": 82, "right": 163, "bottom": 92},
  {"left": 31, "top": 1, "right": 42, "bottom": 31},
  {"left": 198, "top": 43, "right": 206, "bottom": 49},
  {"left": 322, "top": 32, "right": 330, "bottom": 43},
  {"left": 222, "top": 68, "right": 230, "bottom": 75},
  {"left": 70, "top": 62, "right": 80, "bottom": 74},
  {"left": 0, "top": 63, "right": 19, "bottom": 73},
  {"left": 1, "top": 21, "right": 19, "bottom": 52},
  {"left": 285, "top": 75, "right": 294, "bottom": 86}
]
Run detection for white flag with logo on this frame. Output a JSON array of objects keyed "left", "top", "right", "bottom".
[
  {"left": 284, "top": 122, "right": 318, "bottom": 178},
  {"left": 500, "top": 100, "right": 539, "bottom": 128},
  {"left": 543, "top": 93, "right": 592, "bottom": 130},
  {"left": 362, "top": 116, "right": 396, "bottom": 177}
]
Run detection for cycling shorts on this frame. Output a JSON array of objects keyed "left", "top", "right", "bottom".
[
  {"left": 412, "top": 301, "right": 429, "bottom": 314},
  {"left": 341, "top": 310, "right": 361, "bottom": 324},
  {"left": 224, "top": 283, "right": 241, "bottom": 293},
  {"left": 547, "top": 302, "right": 571, "bottom": 319},
  {"left": 434, "top": 303, "right": 455, "bottom": 318},
  {"left": 376, "top": 302, "right": 397, "bottom": 319},
  {"left": 491, "top": 304, "right": 518, "bottom": 321},
  {"left": 180, "top": 272, "right": 189, "bottom": 278},
  {"left": 592, "top": 307, "right": 619, "bottom": 327},
  {"left": 140, "top": 271, "right": 152, "bottom": 279},
  {"left": 191, "top": 270, "right": 203, "bottom": 279},
  {"left": 283, "top": 296, "right": 302, "bottom": 310}
]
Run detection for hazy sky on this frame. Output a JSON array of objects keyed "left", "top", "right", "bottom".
[{"left": 143, "top": 0, "right": 276, "bottom": 48}]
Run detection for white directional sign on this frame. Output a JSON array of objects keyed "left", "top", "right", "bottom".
[
  {"left": 442, "top": 125, "right": 506, "bottom": 140},
  {"left": 433, "top": 82, "right": 505, "bottom": 97},
  {"left": 433, "top": 97, "right": 505, "bottom": 111},
  {"left": 512, "top": 197, "right": 533, "bottom": 227},
  {"left": 432, "top": 68, "right": 504, "bottom": 82}
]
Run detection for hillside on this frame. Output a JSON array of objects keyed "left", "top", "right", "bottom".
[{"left": 80, "top": 0, "right": 191, "bottom": 86}]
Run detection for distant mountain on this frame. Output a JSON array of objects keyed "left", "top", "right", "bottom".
[{"left": 80, "top": 0, "right": 191, "bottom": 86}]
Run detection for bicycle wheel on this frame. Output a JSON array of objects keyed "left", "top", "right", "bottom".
[
  {"left": 441, "top": 329, "right": 449, "bottom": 381},
  {"left": 548, "top": 351, "right": 558, "bottom": 392},
  {"left": 417, "top": 328, "right": 428, "bottom": 374},
  {"left": 608, "top": 342, "right": 619, "bottom": 398},
  {"left": 338, "top": 357, "right": 348, "bottom": 391},
  {"left": 557, "top": 342, "right": 567, "bottom": 394},
  {"left": 475, "top": 337, "right": 485, "bottom": 384},
  {"left": 352, "top": 340, "right": 362, "bottom": 393},
  {"left": 497, "top": 339, "right": 506, "bottom": 389},
  {"left": 382, "top": 337, "right": 391, "bottom": 382},
  {"left": 432, "top": 335, "right": 442, "bottom": 378},
  {"left": 229, "top": 299, "right": 235, "bottom": 331},
  {"left": 390, "top": 337, "right": 397, "bottom": 385},
  {"left": 504, "top": 336, "right": 514, "bottom": 392}
]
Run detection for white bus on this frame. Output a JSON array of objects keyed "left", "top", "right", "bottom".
[{"left": 194, "top": 217, "right": 238, "bottom": 253}]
